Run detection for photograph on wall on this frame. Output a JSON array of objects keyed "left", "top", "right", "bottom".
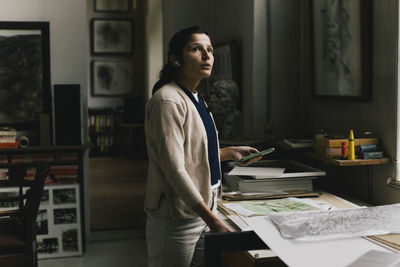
[
  {"left": 91, "top": 60, "right": 133, "bottom": 96},
  {"left": 0, "top": 188, "right": 20, "bottom": 209},
  {"left": 37, "top": 237, "right": 59, "bottom": 255},
  {"left": 36, "top": 209, "right": 48, "bottom": 235},
  {"left": 62, "top": 229, "right": 79, "bottom": 252},
  {"left": 41, "top": 189, "right": 49, "bottom": 205},
  {"left": 53, "top": 188, "right": 76, "bottom": 205},
  {"left": 0, "top": 22, "right": 50, "bottom": 125},
  {"left": 311, "top": 0, "right": 371, "bottom": 101},
  {"left": 91, "top": 19, "right": 133, "bottom": 55},
  {"left": 94, "top": 0, "right": 131, "bottom": 12},
  {"left": 54, "top": 208, "right": 77, "bottom": 224}
]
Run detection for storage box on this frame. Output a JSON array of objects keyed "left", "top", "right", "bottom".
[
  {"left": 316, "top": 137, "right": 378, "bottom": 148},
  {"left": 317, "top": 147, "right": 342, "bottom": 158},
  {"left": 316, "top": 137, "right": 379, "bottom": 158}
]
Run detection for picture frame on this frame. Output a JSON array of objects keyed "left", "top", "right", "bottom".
[
  {"left": 205, "top": 40, "right": 243, "bottom": 142},
  {"left": 211, "top": 41, "right": 240, "bottom": 83},
  {"left": 90, "top": 18, "right": 133, "bottom": 55},
  {"left": 310, "top": 0, "right": 372, "bottom": 101},
  {"left": 91, "top": 60, "right": 133, "bottom": 96},
  {"left": 94, "top": 0, "right": 131, "bottom": 12},
  {"left": 0, "top": 22, "right": 51, "bottom": 126}
]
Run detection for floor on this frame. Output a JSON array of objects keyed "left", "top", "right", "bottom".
[
  {"left": 39, "top": 229, "right": 147, "bottom": 267},
  {"left": 89, "top": 157, "right": 148, "bottom": 230}
]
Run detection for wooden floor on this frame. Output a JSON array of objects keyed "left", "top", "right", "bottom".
[{"left": 89, "top": 157, "right": 148, "bottom": 230}]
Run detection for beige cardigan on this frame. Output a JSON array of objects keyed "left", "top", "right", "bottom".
[{"left": 144, "top": 81, "right": 221, "bottom": 220}]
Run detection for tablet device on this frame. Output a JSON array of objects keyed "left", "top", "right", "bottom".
[{"left": 239, "top": 147, "right": 275, "bottom": 163}]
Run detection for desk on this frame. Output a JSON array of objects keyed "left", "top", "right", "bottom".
[{"left": 210, "top": 192, "right": 396, "bottom": 267}]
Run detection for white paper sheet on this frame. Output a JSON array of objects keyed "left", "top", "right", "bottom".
[
  {"left": 346, "top": 250, "right": 400, "bottom": 267},
  {"left": 227, "top": 166, "right": 285, "bottom": 178},
  {"left": 245, "top": 216, "right": 392, "bottom": 267},
  {"left": 269, "top": 204, "right": 400, "bottom": 241},
  {"left": 222, "top": 198, "right": 314, "bottom": 217}
]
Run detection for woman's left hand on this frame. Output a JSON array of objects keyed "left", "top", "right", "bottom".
[{"left": 220, "top": 146, "right": 262, "bottom": 165}]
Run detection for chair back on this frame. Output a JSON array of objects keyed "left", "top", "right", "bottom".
[
  {"left": 0, "top": 164, "right": 50, "bottom": 267},
  {"left": 23, "top": 165, "right": 51, "bottom": 243}
]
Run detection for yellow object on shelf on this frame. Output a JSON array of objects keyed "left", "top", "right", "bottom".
[{"left": 348, "top": 130, "right": 355, "bottom": 160}]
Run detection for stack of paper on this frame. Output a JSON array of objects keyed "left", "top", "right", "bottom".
[
  {"left": 224, "top": 160, "right": 325, "bottom": 193},
  {"left": 224, "top": 174, "right": 315, "bottom": 193}
]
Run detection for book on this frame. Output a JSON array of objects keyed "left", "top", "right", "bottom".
[
  {"left": 358, "top": 144, "right": 384, "bottom": 159},
  {"left": 0, "top": 142, "right": 18, "bottom": 148},
  {"left": 362, "top": 151, "right": 384, "bottom": 159}
]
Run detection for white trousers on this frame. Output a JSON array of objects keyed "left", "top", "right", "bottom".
[{"left": 146, "top": 189, "right": 218, "bottom": 267}]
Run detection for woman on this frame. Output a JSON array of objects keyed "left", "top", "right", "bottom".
[{"left": 144, "top": 26, "right": 261, "bottom": 267}]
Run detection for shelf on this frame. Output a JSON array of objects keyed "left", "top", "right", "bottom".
[
  {"left": 307, "top": 152, "right": 390, "bottom": 166},
  {"left": 0, "top": 144, "right": 92, "bottom": 153}
]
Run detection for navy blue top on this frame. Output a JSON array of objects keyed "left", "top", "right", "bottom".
[{"left": 179, "top": 85, "right": 220, "bottom": 186}]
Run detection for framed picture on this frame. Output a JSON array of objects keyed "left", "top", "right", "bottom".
[
  {"left": 0, "top": 22, "right": 51, "bottom": 126},
  {"left": 212, "top": 41, "right": 240, "bottom": 82},
  {"left": 91, "top": 60, "right": 133, "bottom": 96},
  {"left": 90, "top": 18, "right": 133, "bottom": 55},
  {"left": 310, "top": 0, "right": 371, "bottom": 101},
  {"left": 94, "top": 0, "right": 131, "bottom": 12},
  {"left": 206, "top": 40, "right": 243, "bottom": 142}
]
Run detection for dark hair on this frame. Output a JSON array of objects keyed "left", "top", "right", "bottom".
[{"left": 152, "top": 26, "right": 211, "bottom": 94}]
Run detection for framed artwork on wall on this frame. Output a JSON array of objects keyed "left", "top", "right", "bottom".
[
  {"left": 91, "top": 60, "right": 133, "bottom": 96},
  {"left": 0, "top": 21, "right": 51, "bottom": 126},
  {"left": 90, "top": 18, "right": 133, "bottom": 55},
  {"left": 310, "top": 0, "right": 371, "bottom": 101},
  {"left": 94, "top": 0, "right": 131, "bottom": 12},
  {"left": 206, "top": 40, "right": 243, "bottom": 142}
]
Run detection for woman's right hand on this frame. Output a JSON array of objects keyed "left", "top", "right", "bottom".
[{"left": 192, "top": 201, "right": 232, "bottom": 233}]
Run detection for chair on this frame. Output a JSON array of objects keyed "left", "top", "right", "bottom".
[{"left": 0, "top": 164, "right": 50, "bottom": 267}]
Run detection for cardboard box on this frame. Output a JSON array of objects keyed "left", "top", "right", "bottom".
[
  {"left": 317, "top": 147, "right": 342, "bottom": 158},
  {"left": 316, "top": 137, "right": 379, "bottom": 148}
]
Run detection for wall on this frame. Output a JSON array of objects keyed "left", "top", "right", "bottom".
[
  {"left": 162, "top": 0, "right": 213, "bottom": 60},
  {"left": 145, "top": 0, "right": 163, "bottom": 100},
  {"left": 0, "top": 0, "right": 91, "bottom": 238},
  {"left": 302, "top": 0, "right": 400, "bottom": 204}
]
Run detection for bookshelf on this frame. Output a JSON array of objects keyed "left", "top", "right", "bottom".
[
  {"left": 0, "top": 145, "right": 89, "bottom": 257},
  {"left": 88, "top": 108, "right": 115, "bottom": 156}
]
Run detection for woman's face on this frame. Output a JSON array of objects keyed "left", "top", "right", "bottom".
[{"left": 179, "top": 33, "right": 214, "bottom": 80}]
